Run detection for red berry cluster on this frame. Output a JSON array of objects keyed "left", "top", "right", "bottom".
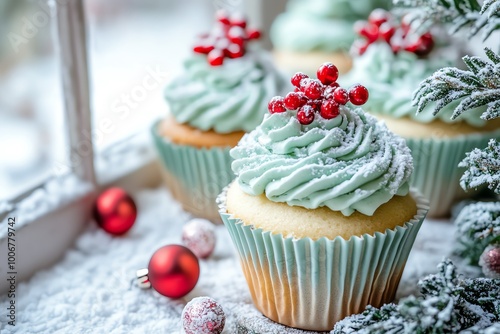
[
  {"left": 352, "top": 9, "right": 434, "bottom": 57},
  {"left": 193, "top": 10, "right": 261, "bottom": 66},
  {"left": 268, "top": 63, "right": 369, "bottom": 125}
]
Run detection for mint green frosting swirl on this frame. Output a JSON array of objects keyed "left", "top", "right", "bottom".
[
  {"left": 271, "top": 0, "right": 390, "bottom": 52},
  {"left": 231, "top": 107, "right": 413, "bottom": 216},
  {"left": 165, "top": 52, "right": 285, "bottom": 133},
  {"left": 342, "top": 43, "right": 486, "bottom": 127}
]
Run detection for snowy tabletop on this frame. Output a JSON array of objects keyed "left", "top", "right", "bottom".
[{"left": 0, "top": 187, "right": 472, "bottom": 334}]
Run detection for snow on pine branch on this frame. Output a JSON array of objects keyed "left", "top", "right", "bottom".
[
  {"left": 393, "top": 0, "right": 500, "bottom": 40},
  {"left": 459, "top": 139, "right": 500, "bottom": 193},
  {"left": 412, "top": 47, "right": 500, "bottom": 121}
]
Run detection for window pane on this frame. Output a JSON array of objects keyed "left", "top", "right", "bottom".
[
  {"left": 85, "top": 0, "right": 216, "bottom": 149},
  {"left": 0, "top": 0, "right": 68, "bottom": 201}
]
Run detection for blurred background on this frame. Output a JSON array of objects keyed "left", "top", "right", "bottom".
[{"left": 0, "top": 0, "right": 228, "bottom": 201}]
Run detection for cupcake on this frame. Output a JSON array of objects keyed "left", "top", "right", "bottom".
[
  {"left": 342, "top": 9, "right": 500, "bottom": 217},
  {"left": 152, "top": 11, "right": 286, "bottom": 222},
  {"left": 218, "top": 64, "right": 429, "bottom": 331},
  {"left": 270, "top": 0, "right": 391, "bottom": 76}
]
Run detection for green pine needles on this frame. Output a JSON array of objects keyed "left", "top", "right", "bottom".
[{"left": 333, "top": 260, "right": 500, "bottom": 334}]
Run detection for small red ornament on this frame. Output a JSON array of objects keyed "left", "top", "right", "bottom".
[
  {"left": 349, "top": 84, "right": 369, "bottom": 106},
  {"left": 182, "top": 297, "right": 226, "bottom": 334},
  {"left": 284, "top": 92, "right": 304, "bottom": 110},
  {"left": 479, "top": 244, "right": 500, "bottom": 279},
  {"left": 268, "top": 96, "right": 286, "bottom": 113},
  {"left": 333, "top": 87, "right": 349, "bottom": 105},
  {"left": 182, "top": 218, "right": 216, "bottom": 259},
  {"left": 304, "top": 80, "right": 323, "bottom": 100},
  {"left": 136, "top": 245, "right": 200, "bottom": 299},
  {"left": 93, "top": 187, "right": 137, "bottom": 236}
]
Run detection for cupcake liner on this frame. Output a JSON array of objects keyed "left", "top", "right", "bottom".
[
  {"left": 406, "top": 130, "right": 500, "bottom": 217},
  {"left": 218, "top": 187, "right": 429, "bottom": 331},
  {"left": 152, "top": 121, "right": 235, "bottom": 223}
]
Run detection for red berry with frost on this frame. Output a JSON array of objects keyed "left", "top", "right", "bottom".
[
  {"left": 379, "top": 22, "right": 396, "bottom": 43},
  {"left": 320, "top": 100, "right": 340, "bottom": 119},
  {"left": 409, "top": 33, "right": 434, "bottom": 57},
  {"left": 268, "top": 96, "right": 286, "bottom": 113},
  {"left": 284, "top": 92, "right": 305, "bottom": 110},
  {"left": 182, "top": 297, "right": 225, "bottom": 334},
  {"left": 230, "top": 13, "right": 247, "bottom": 28},
  {"left": 308, "top": 100, "right": 321, "bottom": 112},
  {"left": 225, "top": 43, "right": 244, "bottom": 59},
  {"left": 227, "top": 26, "right": 247, "bottom": 45},
  {"left": 193, "top": 44, "right": 214, "bottom": 54},
  {"left": 355, "top": 21, "right": 379, "bottom": 43},
  {"left": 333, "top": 88, "right": 349, "bottom": 105},
  {"left": 247, "top": 29, "right": 261, "bottom": 40},
  {"left": 349, "top": 84, "right": 369, "bottom": 105},
  {"left": 216, "top": 10, "right": 230, "bottom": 25},
  {"left": 368, "top": 9, "right": 389, "bottom": 27},
  {"left": 317, "top": 63, "right": 339, "bottom": 85},
  {"left": 297, "top": 105, "right": 315, "bottom": 125},
  {"left": 291, "top": 72, "right": 308, "bottom": 88},
  {"left": 304, "top": 80, "right": 323, "bottom": 100},
  {"left": 351, "top": 39, "right": 370, "bottom": 56},
  {"left": 208, "top": 49, "right": 224, "bottom": 66}
]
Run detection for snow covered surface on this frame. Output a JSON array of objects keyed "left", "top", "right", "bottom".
[{"left": 0, "top": 187, "right": 474, "bottom": 334}]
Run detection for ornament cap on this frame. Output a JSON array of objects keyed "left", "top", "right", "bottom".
[{"left": 136, "top": 268, "right": 151, "bottom": 289}]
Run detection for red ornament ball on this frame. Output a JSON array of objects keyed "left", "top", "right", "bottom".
[
  {"left": 316, "top": 62, "right": 339, "bottom": 85},
  {"left": 182, "top": 218, "right": 216, "bottom": 259},
  {"left": 284, "top": 92, "right": 305, "bottom": 110},
  {"left": 333, "top": 87, "right": 349, "bottom": 105},
  {"left": 303, "top": 80, "right": 323, "bottom": 100},
  {"left": 148, "top": 245, "right": 200, "bottom": 299},
  {"left": 93, "top": 187, "right": 137, "bottom": 235},
  {"left": 182, "top": 297, "right": 226, "bottom": 334},
  {"left": 349, "top": 84, "right": 369, "bottom": 105},
  {"left": 479, "top": 244, "right": 500, "bottom": 279}
]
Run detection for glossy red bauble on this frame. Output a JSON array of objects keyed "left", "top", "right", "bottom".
[
  {"left": 148, "top": 245, "right": 200, "bottom": 299},
  {"left": 320, "top": 100, "right": 340, "bottom": 119},
  {"left": 333, "top": 87, "right": 349, "bottom": 105},
  {"left": 284, "top": 92, "right": 304, "bottom": 110},
  {"left": 304, "top": 80, "right": 323, "bottom": 100},
  {"left": 349, "top": 85, "right": 369, "bottom": 106},
  {"left": 93, "top": 187, "right": 137, "bottom": 236},
  {"left": 291, "top": 72, "right": 308, "bottom": 88}
]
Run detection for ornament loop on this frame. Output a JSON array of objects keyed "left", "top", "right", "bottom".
[{"left": 136, "top": 268, "right": 151, "bottom": 289}]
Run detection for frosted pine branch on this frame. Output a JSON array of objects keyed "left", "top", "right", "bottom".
[
  {"left": 393, "top": 0, "right": 500, "bottom": 40},
  {"left": 412, "top": 48, "right": 500, "bottom": 121},
  {"left": 459, "top": 139, "right": 500, "bottom": 193}
]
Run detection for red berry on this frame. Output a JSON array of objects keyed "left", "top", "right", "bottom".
[
  {"left": 216, "top": 9, "right": 230, "bottom": 25},
  {"left": 193, "top": 44, "right": 214, "bottom": 54},
  {"left": 408, "top": 33, "right": 434, "bottom": 57},
  {"left": 368, "top": 9, "right": 389, "bottom": 27},
  {"left": 297, "top": 105, "right": 315, "bottom": 125},
  {"left": 320, "top": 100, "right": 340, "bottom": 119},
  {"left": 351, "top": 39, "right": 370, "bottom": 56},
  {"left": 247, "top": 29, "right": 261, "bottom": 40},
  {"left": 308, "top": 100, "right": 321, "bottom": 112},
  {"left": 208, "top": 49, "right": 224, "bottom": 66},
  {"left": 379, "top": 22, "right": 396, "bottom": 43},
  {"left": 268, "top": 96, "right": 286, "bottom": 113},
  {"left": 284, "top": 92, "right": 305, "bottom": 110},
  {"left": 355, "top": 21, "right": 379, "bottom": 43},
  {"left": 316, "top": 62, "right": 339, "bottom": 85},
  {"left": 228, "top": 26, "right": 246, "bottom": 45},
  {"left": 225, "top": 43, "right": 244, "bottom": 59},
  {"left": 349, "top": 84, "right": 369, "bottom": 105},
  {"left": 304, "top": 80, "right": 323, "bottom": 100},
  {"left": 291, "top": 72, "right": 308, "bottom": 88},
  {"left": 333, "top": 88, "right": 349, "bottom": 105},
  {"left": 230, "top": 13, "right": 247, "bottom": 28}
]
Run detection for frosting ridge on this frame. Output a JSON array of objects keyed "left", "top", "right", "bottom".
[
  {"left": 231, "top": 107, "right": 413, "bottom": 216},
  {"left": 165, "top": 52, "right": 285, "bottom": 133}
]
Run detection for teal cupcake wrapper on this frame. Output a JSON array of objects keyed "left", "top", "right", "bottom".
[
  {"left": 406, "top": 130, "right": 500, "bottom": 217},
  {"left": 151, "top": 121, "right": 235, "bottom": 222},
  {"left": 218, "top": 187, "right": 429, "bottom": 331}
]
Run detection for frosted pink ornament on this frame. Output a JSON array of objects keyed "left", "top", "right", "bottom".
[
  {"left": 182, "top": 297, "right": 225, "bottom": 334},
  {"left": 182, "top": 218, "right": 216, "bottom": 259}
]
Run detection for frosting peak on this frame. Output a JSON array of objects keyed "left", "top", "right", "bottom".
[
  {"left": 231, "top": 107, "right": 413, "bottom": 216},
  {"left": 165, "top": 52, "right": 285, "bottom": 133}
]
